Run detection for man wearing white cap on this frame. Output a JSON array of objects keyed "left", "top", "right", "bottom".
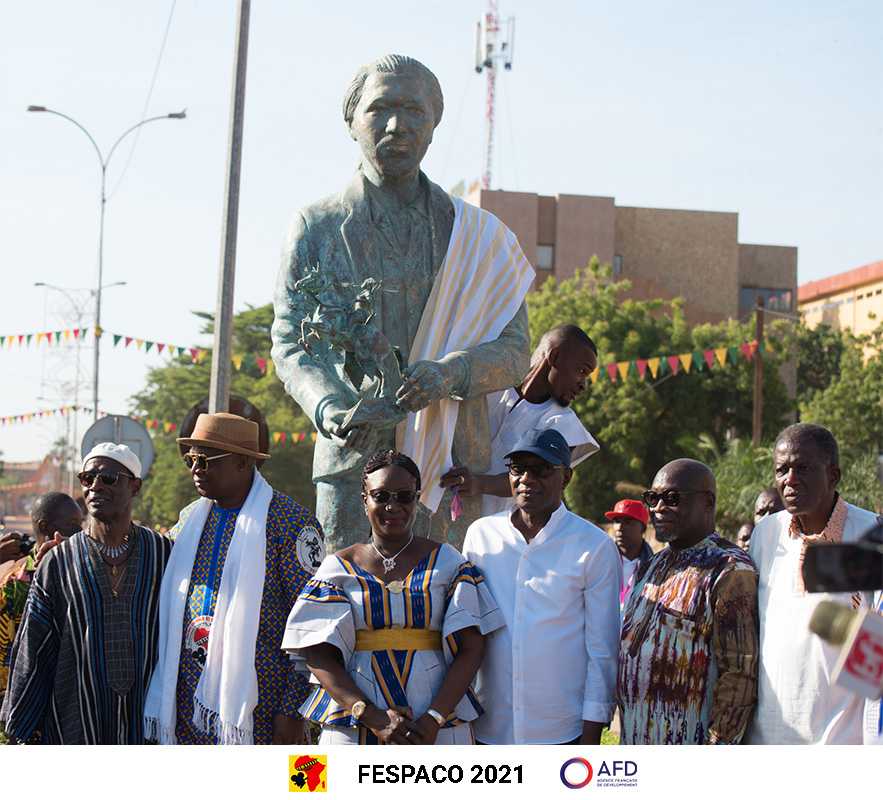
[{"left": 1, "top": 443, "right": 172, "bottom": 744}]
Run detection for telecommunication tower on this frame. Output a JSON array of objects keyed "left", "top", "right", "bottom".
[{"left": 474, "top": 1, "right": 515, "bottom": 190}]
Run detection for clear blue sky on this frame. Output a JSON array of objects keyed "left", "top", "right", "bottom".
[{"left": 1, "top": 0, "right": 880, "bottom": 462}]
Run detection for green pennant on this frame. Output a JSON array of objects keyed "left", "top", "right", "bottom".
[
  {"left": 628, "top": 360, "right": 638, "bottom": 379},
  {"left": 54, "top": 331, "right": 62, "bottom": 343},
  {"left": 177, "top": 347, "right": 185, "bottom": 358},
  {"left": 26, "top": 334, "right": 33, "bottom": 345},
  {"left": 144, "top": 341, "right": 154, "bottom": 353},
  {"left": 728, "top": 346, "right": 740, "bottom": 364},
  {"left": 658, "top": 357, "right": 669, "bottom": 377},
  {"left": 0, "top": 336, "right": 5, "bottom": 346},
  {"left": 758, "top": 341, "right": 767, "bottom": 355},
  {"left": 692, "top": 350, "right": 705, "bottom": 371},
  {"left": 113, "top": 334, "right": 123, "bottom": 346}
]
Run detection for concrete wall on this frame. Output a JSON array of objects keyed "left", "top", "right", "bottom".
[
  {"left": 801, "top": 277, "right": 883, "bottom": 337},
  {"left": 738, "top": 243, "right": 797, "bottom": 293},
  {"left": 614, "top": 206, "right": 740, "bottom": 324},
  {"left": 552, "top": 194, "right": 616, "bottom": 280}
]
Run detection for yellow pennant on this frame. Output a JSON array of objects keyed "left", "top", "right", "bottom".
[
  {"left": 272, "top": 432, "right": 282, "bottom": 444},
  {"left": 311, "top": 432, "right": 318, "bottom": 443},
  {"left": 715, "top": 347, "right": 727, "bottom": 367},
  {"left": 232, "top": 354, "right": 243, "bottom": 370},
  {"left": 648, "top": 357, "right": 661, "bottom": 378},
  {"left": 590, "top": 367, "right": 599, "bottom": 384},
  {"left": 679, "top": 353, "right": 693, "bottom": 373},
  {"left": 617, "top": 361, "right": 630, "bottom": 381}
]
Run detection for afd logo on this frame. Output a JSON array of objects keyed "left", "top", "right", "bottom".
[{"left": 560, "top": 758, "right": 638, "bottom": 789}]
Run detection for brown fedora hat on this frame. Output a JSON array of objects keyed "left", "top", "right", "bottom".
[{"left": 176, "top": 412, "right": 270, "bottom": 460}]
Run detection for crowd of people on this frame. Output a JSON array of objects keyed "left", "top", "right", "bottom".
[{"left": 0, "top": 324, "right": 880, "bottom": 746}]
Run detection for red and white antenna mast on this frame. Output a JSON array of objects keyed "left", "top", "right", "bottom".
[{"left": 474, "top": 1, "right": 515, "bottom": 190}]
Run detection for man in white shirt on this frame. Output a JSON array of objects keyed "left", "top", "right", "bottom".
[
  {"left": 440, "top": 325, "right": 599, "bottom": 516},
  {"left": 747, "top": 423, "right": 877, "bottom": 744},
  {"left": 462, "top": 428, "right": 622, "bottom": 744}
]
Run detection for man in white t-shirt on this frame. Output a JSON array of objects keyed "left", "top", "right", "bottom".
[{"left": 440, "top": 324, "right": 599, "bottom": 516}]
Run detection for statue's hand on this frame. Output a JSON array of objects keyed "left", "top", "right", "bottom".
[
  {"left": 324, "top": 407, "right": 378, "bottom": 451},
  {"left": 395, "top": 360, "right": 453, "bottom": 412}
]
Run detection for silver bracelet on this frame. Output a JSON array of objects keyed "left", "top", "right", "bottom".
[{"left": 426, "top": 708, "right": 446, "bottom": 727}]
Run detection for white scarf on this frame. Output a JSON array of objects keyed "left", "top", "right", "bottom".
[{"left": 144, "top": 468, "right": 272, "bottom": 744}]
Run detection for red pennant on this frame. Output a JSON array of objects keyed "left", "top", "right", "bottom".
[
  {"left": 740, "top": 342, "right": 754, "bottom": 361},
  {"left": 125, "top": 337, "right": 133, "bottom": 347},
  {"left": 157, "top": 343, "right": 165, "bottom": 354},
  {"left": 256, "top": 357, "right": 267, "bottom": 374},
  {"left": 636, "top": 359, "right": 648, "bottom": 380},
  {"left": 169, "top": 422, "right": 177, "bottom": 432},
  {"left": 279, "top": 432, "right": 287, "bottom": 444},
  {"left": 704, "top": 350, "right": 715, "bottom": 369},
  {"left": 17, "top": 335, "right": 24, "bottom": 345},
  {"left": 606, "top": 363, "right": 618, "bottom": 382},
  {"left": 667, "top": 355, "right": 680, "bottom": 374},
  {"left": 189, "top": 348, "right": 200, "bottom": 362}
]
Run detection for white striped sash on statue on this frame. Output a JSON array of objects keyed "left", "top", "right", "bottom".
[{"left": 396, "top": 197, "right": 535, "bottom": 512}]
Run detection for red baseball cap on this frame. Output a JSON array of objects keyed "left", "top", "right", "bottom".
[{"left": 604, "top": 499, "right": 649, "bottom": 526}]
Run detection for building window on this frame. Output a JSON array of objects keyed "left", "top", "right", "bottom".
[
  {"left": 613, "top": 254, "right": 623, "bottom": 277},
  {"left": 536, "top": 244, "right": 554, "bottom": 270},
  {"left": 739, "top": 286, "right": 793, "bottom": 318}
]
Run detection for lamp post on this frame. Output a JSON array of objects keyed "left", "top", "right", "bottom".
[{"left": 27, "top": 105, "right": 186, "bottom": 422}]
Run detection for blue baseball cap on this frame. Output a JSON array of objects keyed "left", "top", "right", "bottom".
[{"left": 505, "top": 428, "right": 572, "bottom": 468}]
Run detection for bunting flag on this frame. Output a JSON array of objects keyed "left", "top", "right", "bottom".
[
  {"left": 590, "top": 340, "right": 763, "bottom": 385},
  {"left": 0, "top": 405, "right": 91, "bottom": 426}
]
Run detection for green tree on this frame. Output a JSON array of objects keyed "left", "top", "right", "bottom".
[
  {"left": 130, "top": 305, "right": 315, "bottom": 528},
  {"left": 795, "top": 323, "right": 846, "bottom": 401},
  {"left": 527, "top": 260, "right": 794, "bottom": 523}
]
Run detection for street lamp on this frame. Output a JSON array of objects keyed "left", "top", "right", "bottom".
[{"left": 27, "top": 105, "right": 186, "bottom": 423}]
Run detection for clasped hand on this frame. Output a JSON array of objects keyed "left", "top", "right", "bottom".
[
  {"left": 395, "top": 360, "right": 453, "bottom": 413},
  {"left": 366, "top": 706, "right": 440, "bottom": 745}
]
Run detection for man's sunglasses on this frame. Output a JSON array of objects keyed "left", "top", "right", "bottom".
[
  {"left": 77, "top": 471, "right": 133, "bottom": 489},
  {"left": 366, "top": 489, "right": 420, "bottom": 505},
  {"left": 505, "top": 462, "right": 564, "bottom": 479},
  {"left": 184, "top": 452, "right": 232, "bottom": 471},
  {"left": 642, "top": 489, "right": 714, "bottom": 508}
]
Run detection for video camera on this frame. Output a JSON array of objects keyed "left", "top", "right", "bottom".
[{"left": 802, "top": 522, "right": 883, "bottom": 594}]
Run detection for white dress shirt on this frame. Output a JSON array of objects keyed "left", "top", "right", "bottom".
[
  {"left": 463, "top": 503, "right": 622, "bottom": 744},
  {"left": 746, "top": 503, "right": 876, "bottom": 744}
]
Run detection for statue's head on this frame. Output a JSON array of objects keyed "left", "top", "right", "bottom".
[{"left": 343, "top": 55, "right": 444, "bottom": 181}]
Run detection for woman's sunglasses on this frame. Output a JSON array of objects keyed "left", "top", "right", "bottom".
[
  {"left": 183, "top": 452, "right": 232, "bottom": 471},
  {"left": 366, "top": 489, "right": 420, "bottom": 505},
  {"left": 77, "top": 471, "right": 133, "bottom": 489}
]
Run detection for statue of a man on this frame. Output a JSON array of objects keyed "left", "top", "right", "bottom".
[{"left": 271, "top": 55, "right": 533, "bottom": 550}]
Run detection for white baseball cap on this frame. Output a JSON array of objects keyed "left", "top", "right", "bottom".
[{"left": 82, "top": 442, "right": 143, "bottom": 479}]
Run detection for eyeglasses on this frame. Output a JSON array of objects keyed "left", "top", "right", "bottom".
[
  {"left": 642, "top": 489, "right": 715, "bottom": 508},
  {"left": 184, "top": 452, "right": 232, "bottom": 471},
  {"left": 505, "top": 462, "right": 564, "bottom": 479},
  {"left": 77, "top": 471, "right": 132, "bottom": 489},
  {"left": 366, "top": 489, "right": 420, "bottom": 505}
]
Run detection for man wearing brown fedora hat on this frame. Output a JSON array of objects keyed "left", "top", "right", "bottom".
[{"left": 144, "top": 412, "right": 325, "bottom": 745}]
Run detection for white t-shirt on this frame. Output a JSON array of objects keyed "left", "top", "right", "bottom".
[{"left": 482, "top": 388, "right": 599, "bottom": 516}]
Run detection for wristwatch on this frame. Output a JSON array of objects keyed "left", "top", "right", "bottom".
[
  {"left": 426, "top": 708, "right": 446, "bottom": 727},
  {"left": 351, "top": 700, "right": 368, "bottom": 720}
]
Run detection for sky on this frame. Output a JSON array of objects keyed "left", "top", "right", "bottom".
[{"left": 0, "top": 0, "right": 881, "bottom": 463}]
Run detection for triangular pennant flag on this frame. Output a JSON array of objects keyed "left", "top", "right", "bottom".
[
  {"left": 590, "top": 367, "right": 599, "bottom": 384},
  {"left": 63, "top": 330, "right": 71, "bottom": 341},
  {"left": 144, "top": 341, "right": 154, "bottom": 353},
  {"left": 300, "top": 432, "right": 307, "bottom": 442},
  {"left": 135, "top": 339, "right": 144, "bottom": 349},
  {"left": 0, "top": 336, "right": 5, "bottom": 347},
  {"left": 54, "top": 331, "right": 62, "bottom": 343},
  {"left": 617, "top": 361, "right": 630, "bottom": 381},
  {"left": 279, "top": 432, "right": 287, "bottom": 444},
  {"left": 636, "top": 359, "right": 648, "bottom": 380},
  {"left": 177, "top": 347, "right": 186, "bottom": 357},
  {"left": 715, "top": 347, "right": 728, "bottom": 367},
  {"left": 232, "top": 354, "right": 243, "bottom": 370},
  {"left": 196, "top": 349, "right": 208, "bottom": 363},
  {"left": 125, "top": 336, "right": 133, "bottom": 347},
  {"left": 667, "top": 355, "right": 680, "bottom": 375},
  {"left": 243, "top": 353, "right": 255, "bottom": 371},
  {"left": 94, "top": 326, "right": 103, "bottom": 338},
  {"left": 704, "top": 350, "right": 715, "bottom": 369},
  {"left": 291, "top": 432, "right": 298, "bottom": 444},
  {"left": 757, "top": 341, "right": 766, "bottom": 355},
  {"left": 256, "top": 357, "right": 267, "bottom": 374},
  {"left": 156, "top": 343, "right": 165, "bottom": 354},
  {"left": 648, "top": 357, "right": 660, "bottom": 379},
  {"left": 72, "top": 329, "right": 79, "bottom": 340},
  {"left": 113, "top": 334, "right": 123, "bottom": 346},
  {"left": 740, "top": 343, "right": 754, "bottom": 361},
  {"left": 169, "top": 422, "right": 177, "bottom": 432},
  {"left": 26, "top": 334, "right": 33, "bottom": 345},
  {"left": 690, "top": 350, "right": 704, "bottom": 371},
  {"left": 678, "top": 353, "right": 693, "bottom": 373},
  {"left": 272, "top": 432, "right": 282, "bottom": 444},
  {"left": 163, "top": 422, "right": 173, "bottom": 433},
  {"left": 606, "top": 363, "right": 618, "bottom": 382},
  {"left": 189, "top": 348, "right": 199, "bottom": 362},
  {"left": 17, "top": 335, "right": 24, "bottom": 346},
  {"left": 311, "top": 432, "right": 318, "bottom": 443}
]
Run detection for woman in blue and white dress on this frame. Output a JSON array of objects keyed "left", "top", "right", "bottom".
[{"left": 282, "top": 450, "right": 503, "bottom": 745}]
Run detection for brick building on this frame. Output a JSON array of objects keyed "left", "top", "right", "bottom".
[{"left": 465, "top": 187, "right": 797, "bottom": 325}]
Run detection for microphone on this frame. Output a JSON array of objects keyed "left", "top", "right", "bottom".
[{"left": 809, "top": 600, "right": 883, "bottom": 699}]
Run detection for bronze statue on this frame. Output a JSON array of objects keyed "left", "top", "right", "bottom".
[{"left": 271, "top": 55, "right": 531, "bottom": 550}]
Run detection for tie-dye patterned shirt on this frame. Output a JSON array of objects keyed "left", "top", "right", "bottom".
[{"left": 617, "top": 533, "right": 758, "bottom": 744}]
